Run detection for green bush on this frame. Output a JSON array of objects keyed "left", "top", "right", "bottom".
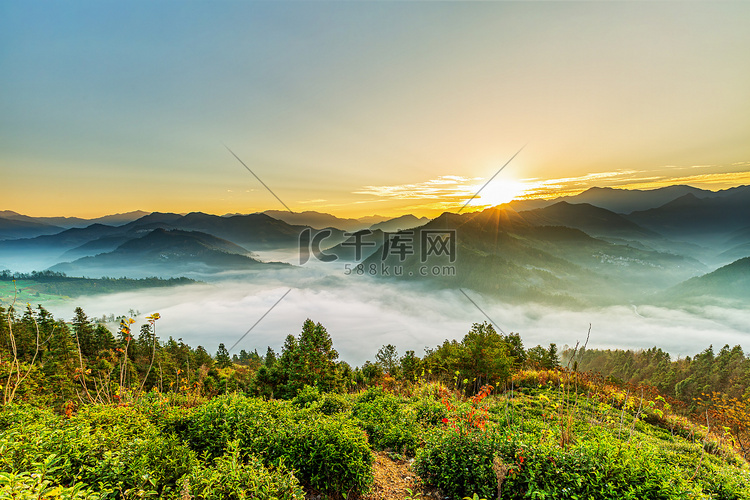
[
  {"left": 0, "top": 403, "right": 195, "bottom": 500},
  {"left": 414, "top": 428, "right": 501, "bottom": 499},
  {"left": 184, "top": 394, "right": 373, "bottom": 495},
  {"left": 291, "top": 385, "right": 322, "bottom": 407},
  {"left": 498, "top": 437, "right": 690, "bottom": 500},
  {"left": 0, "top": 403, "right": 58, "bottom": 431},
  {"left": 352, "top": 390, "right": 421, "bottom": 455},
  {"left": 186, "top": 441, "right": 303, "bottom": 500},
  {"left": 84, "top": 433, "right": 196, "bottom": 498},
  {"left": 413, "top": 397, "right": 448, "bottom": 425},
  {"left": 0, "top": 471, "right": 102, "bottom": 500},
  {"left": 319, "top": 392, "right": 351, "bottom": 415}
]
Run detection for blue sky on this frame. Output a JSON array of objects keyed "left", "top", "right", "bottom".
[{"left": 2, "top": 1, "right": 749, "bottom": 217}]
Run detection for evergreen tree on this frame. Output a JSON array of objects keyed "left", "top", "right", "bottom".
[
  {"left": 274, "top": 319, "right": 342, "bottom": 398},
  {"left": 215, "top": 343, "right": 232, "bottom": 369},
  {"left": 375, "top": 344, "right": 399, "bottom": 375},
  {"left": 194, "top": 345, "right": 213, "bottom": 368},
  {"left": 71, "top": 307, "right": 96, "bottom": 358}
]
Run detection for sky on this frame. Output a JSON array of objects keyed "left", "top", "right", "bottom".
[{"left": 2, "top": 1, "right": 749, "bottom": 218}]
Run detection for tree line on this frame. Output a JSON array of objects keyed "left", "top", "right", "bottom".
[
  {"left": 1, "top": 303, "right": 565, "bottom": 408},
  {"left": 2, "top": 302, "right": 748, "bottom": 419},
  {"left": 563, "top": 344, "right": 750, "bottom": 411}
]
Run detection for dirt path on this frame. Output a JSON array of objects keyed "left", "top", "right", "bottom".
[{"left": 360, "top": 452, "right": 440, "bottom": 500}]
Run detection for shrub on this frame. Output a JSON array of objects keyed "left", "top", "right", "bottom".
[
  {"left": 186, "top": 441, "right": 303, "bottom": 500},
  {"left": 319, "top": 392, "right": 351, "bottom": 415},
  {"left": 269, "top": 411, "right": 373, "bottom": 495},
  {"left": 414, "top": 428, "right": 501, "bottom": 499},
  {"left": 352, "top": 390, "right": 421, "bottom": 455},
  {"left": 0, "top": 471, "right": 102, "bottom": 500},
  {"left": 84, "top": 433, "right": 196, "bottom": 498},
  {"left": 498, "top": 437, "right": 690, "bottom": 500},
  {"left": 414, "top": 397, "right": 448, "bottom": 426},
  {"left": 184, "top": 394, "right": 373, "bottom": 495},
  {"left": 0, "top": 403, "right": 195, "bottom": 499},
  {"left": 291, "top": 385, "right": 322, "bottom": 408}
]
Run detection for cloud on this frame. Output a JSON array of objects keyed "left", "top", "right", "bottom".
[
  {"left": 42, "top": 271, "right": 750, "bottom": 366},
  {"left": 518, "top": 166, "right": 750, "bottom": 200},
  {"left": 354, "top": 176, "right": 481, "bottom": 201}
]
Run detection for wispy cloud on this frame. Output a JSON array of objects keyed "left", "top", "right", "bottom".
[
  {"left": 354, "top": 175, "right": 481, "bottom": 201},
  {"left": 349, "top": 163, "right": 750, "bottom": 215},
  {"left": 519, "top": 165, "right": 750, "bottom": 200}
]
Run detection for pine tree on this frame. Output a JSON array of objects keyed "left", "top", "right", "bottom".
[{"left": 215, "top": 343, "right": 232, "bottom": 369}]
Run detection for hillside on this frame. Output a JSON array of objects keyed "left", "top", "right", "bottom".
[
  {"left": 1, "top": 307, "right": 748, "bottom": 500},
  {"left": 50, "top": 228, "right": 289, "bottom": 278},
  {"left": 656, "top": 256, "right": 750, "bottom": 306},
  {"left": 0, "top": 272, "right": 197, "bottom": 303},
  {"left": 626, "top": 188, "right": 750, "bottom": 239},
  {"left": 360, "top": 207, "right": 704, "bottom": 306},
  {"left": 515, "top": 201, "right": 661, "bottom": 240},
  {"left": 0, "top": 214, "right": 64, "bottom": 240}
]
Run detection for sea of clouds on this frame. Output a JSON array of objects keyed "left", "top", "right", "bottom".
[{"left": 42, "top": 262, "right": 750, "bottom": 366}]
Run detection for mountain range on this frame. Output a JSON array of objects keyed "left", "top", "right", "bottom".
[
  {"left": 1, "top": 184, "right": 748, "bottom": 305},
  {"left": 507, "top": 184, "right": 748, "bottom": 214},
  {"left": 50, "top": 228, "right": 289, "bottom": 278}
]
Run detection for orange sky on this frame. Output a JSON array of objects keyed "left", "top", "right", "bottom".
[{"left": 2, "top": 2, "right": 749, "bottom": 219}]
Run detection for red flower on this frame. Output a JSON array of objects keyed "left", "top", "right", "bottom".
[
  {"left": 441, "top": 417, "right": 449, "bottom": 423},
  {"left": 518, "top": 456, "right": 525, "bottom": 464}
]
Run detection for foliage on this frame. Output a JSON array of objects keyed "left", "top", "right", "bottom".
[
  {"left": 183, "top": 394, "right": 373, "bottom": 495},
  {"left": 696, "top": 391, "right": 750, "bottom": 461},
  {"left": 414, "top": 426, "right": 502, "bottom": 499},
  {"left": 352, "top": 388, "right": 421, "bottom": 455},
  {"left": 2, "top": 304, "right": 750, "bottom": 500},
  {"left": 423, "top": 322, "right": 516, "bottom": 395},
  {"left": 0, "top": 471, "right": 102, "bottom": 500},
  {"left": 185, "top": 441, "right": 304, "bottom": 500}
]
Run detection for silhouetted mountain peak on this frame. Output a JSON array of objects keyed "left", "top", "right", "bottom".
[{"left": 116, "top": 228, "right": 250, "bottom": 256}]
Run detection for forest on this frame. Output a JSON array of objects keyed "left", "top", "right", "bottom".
[{"left": 1, "top": 302, "right": 749, "bottom": 499}]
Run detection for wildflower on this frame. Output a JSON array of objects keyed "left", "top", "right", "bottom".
[{"left": 442, "top": 417, "right": 449, "bottom": 423}]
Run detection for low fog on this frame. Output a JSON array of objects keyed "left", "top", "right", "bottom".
[{"left": 41, "top": 264, "right": 750, "bottom": 366}]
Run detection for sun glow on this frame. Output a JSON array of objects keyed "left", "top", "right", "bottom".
[{"left": 471, "top": 179, "right": 527, "bottom": 207}]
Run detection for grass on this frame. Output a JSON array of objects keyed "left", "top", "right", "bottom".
[
  {"left": 0, "top": 374, "right": 748, "bottom": 499},
  {"left": 0, "top": 280, "right": 67, "bottom": 305}
]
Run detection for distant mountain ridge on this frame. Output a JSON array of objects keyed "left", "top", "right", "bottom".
[
  {"left": 361, "top": 205, "right": 704, "bottom": 306},
  {"left": 512, "top": 202, "right": 661, "bottom": 241},
  {"left": 625, "top": 187, "right": 750, "bottom": 239},
  {"left": 369, "top": 214, "right": 430, "bottom": 233},
  {"left": 51, "top": 228, "right": 288, "bottom": 278},
  {"left": 0, "top": 214, "right": 64, "bottom": 240},
  {"left": 656, "top": 256, "right": 750, "bottom": 305},
  {"left": 35, "top": 210, "right": 152, "bottom": 228},
  {"left": 506, "top": 184, "right": 749, "bottom": 214},
  {"left": 261, "top": 210, "right": 419, "bottom": 231},
  {"left": 262, "top": 210, "right": 370, "bottom": 230}
]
